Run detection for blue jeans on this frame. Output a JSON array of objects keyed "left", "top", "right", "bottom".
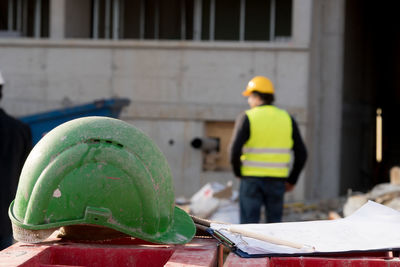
[{"left": 239, "top": 178, "right": 285, "bottom": 223}]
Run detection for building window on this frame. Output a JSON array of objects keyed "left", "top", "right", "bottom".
[
  {"left": 0, "top": 0, "right": 291, "bottom": 41},
  {"left": 201, "top": 0, "right": 292, "bottom": 41},
  {"left": 274, "top": 0, "right": 292, "bottom": 39},
  {"left": 91, "top": 0, "right": 292, "bottom": 41},
  {"left": 91, "top": 0, "right": 194, "bottom": 40},
  {"left": 0, "top": 0, "right": 49, "bottom": 38},
  {"left": 200, "top": 0, "right": 293, "bottom": 41},
  {"left": 244, "top": 0, "right": 271, "bottom": 41},
  {"left": 214, "top": 0, "right": 241, "bottom": 40}
]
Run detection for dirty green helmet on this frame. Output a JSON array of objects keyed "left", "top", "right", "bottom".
[{"left": 9, "top": 116, "right": 195, "bottom": 244}]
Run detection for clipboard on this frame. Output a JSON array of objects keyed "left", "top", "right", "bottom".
[{"left": 195, "top": 201, "right": 400, "bottom": 258}]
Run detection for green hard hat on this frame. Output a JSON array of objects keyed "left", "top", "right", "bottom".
[{"left": 9, "top": 116, "right": 195, "bottom": 244}]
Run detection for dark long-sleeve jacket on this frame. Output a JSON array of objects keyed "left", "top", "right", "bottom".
[
  {"left": 229, "top": 106, "right": 307, "bottom": 185},
  {"left": 0, "top": 108, "right": 32, "bottom": 241}
]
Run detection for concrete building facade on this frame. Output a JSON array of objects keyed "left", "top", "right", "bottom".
[{"left": 0, "top": 0, "right": 357, "bottom": 201}]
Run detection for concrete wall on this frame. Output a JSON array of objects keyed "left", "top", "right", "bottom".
[
  {"left": 0, "top": 40, "right": 310, "bottom": 199},
  {"left": 0, "top": 0, "right": 317, "bottom": 200}
]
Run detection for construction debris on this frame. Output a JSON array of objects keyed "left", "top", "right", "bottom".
[
  {"left": 344, "top": 183, "right": 400, "bottom": 217},
  {"left": 181, "top": 167, "right": 400, "bottom": 225},
  {"left": 184, "top": 181, "right": 346, "bottom": 223},
  {"left": 180, "top": 181, "right": 239, "bottom": 224},
  {"left": 183, "top": 181, "right": 346, "bottom": 223},
  {"left": 343, "top": 166, "right": 400, "bottom": 217},
  {"left": 390, "top": 166, "right": 400, "bottom": 185}
]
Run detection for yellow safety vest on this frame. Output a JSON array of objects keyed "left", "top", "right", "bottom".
[{"left": 241, "top": 105, "right": 293, "bottom": 177}]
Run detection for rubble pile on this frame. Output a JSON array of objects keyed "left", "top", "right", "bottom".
[
  {"left": 176, "top": 181, "right": 240, "bottom": 224},
  {"left": 343, "top": 166, "right": 400, "bottom": 217}
]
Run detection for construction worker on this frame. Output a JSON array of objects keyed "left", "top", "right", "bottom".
[
  {"left": 229, "top": 76, "right": 307, "bottom": 223},
  {"left": 0, "top": 71, "right": 32, "bottom": 250}
]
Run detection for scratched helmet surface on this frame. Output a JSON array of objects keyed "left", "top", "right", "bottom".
[{"left": 9, "top": 116, "right": 195, "bottom": 244}]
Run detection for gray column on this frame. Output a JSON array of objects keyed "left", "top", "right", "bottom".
[
  {"left": 209, "top": 0, "right": 215, "bottom": 40},
  {"left": 50, "top": 0, "right": 66, "bottom": 39},
  {"left": 8, "top": 0, "right": 13, "bottom": 30},
  {"left": 193, "top": 0, "right": 202, "bottom": 40},
  {"left": 34, "top": 0, "right": 42, "bottom": 38},
  {"left": 92, "top": 0, "right": 99, "bottom": 39},
  {"left": 16, "top": 0, "right": 22, "bottom": 32},
  {"left": 269, "top": 0, "right": 275, "bottom": 41},
  {"left": 112, "top": 0, "right": 120, "bottom": 40},
  {"left": 306, "top": 0, "right": 346, "bottom": 199},
  {"left": 239, "top": 0, "right": 245, "bottom": 41},
  {"left": 292, "top": 0, "right": 312, "bottom": 45},
  {"left": 105, "top": 0, "right": 111, "bottom": 39}
]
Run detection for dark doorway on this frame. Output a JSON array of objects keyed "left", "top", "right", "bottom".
[{"left": 341, "top": 1, "right": 400, "bottom": 194}]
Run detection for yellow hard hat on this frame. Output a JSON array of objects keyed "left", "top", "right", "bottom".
[{"left": 242, "top": 76, "right": 275, "bottom": 96}]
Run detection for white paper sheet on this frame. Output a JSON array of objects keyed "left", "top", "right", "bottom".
[{"left": 211, "top": 201, "right": 400, "bottom": 255}]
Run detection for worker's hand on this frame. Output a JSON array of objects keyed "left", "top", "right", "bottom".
[{"left": 285, "top": 182, "right": 295, "bottom": 192}]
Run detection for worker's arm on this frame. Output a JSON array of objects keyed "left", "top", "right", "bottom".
[
  {"left": 229, "top": 112, "right": 249, "bottom": 178},
  {"left": 286, "top": 117, "right": 308, "bottom": 188}
]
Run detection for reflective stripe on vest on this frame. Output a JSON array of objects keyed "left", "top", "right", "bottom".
[
  {"left": 240, "top": 105, "right": 293, "bottom": 178},
  {"left": 242, "top": 148, "right": 291, "bottom": 154},
  {"left": 241, "top": 160, "right": 290, "bottom": 168}
]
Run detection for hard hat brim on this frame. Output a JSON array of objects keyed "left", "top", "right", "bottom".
[
  {"left": 9, "top": 203, "right": 195, "bottom": 244},
  {"left": 154, "top": 206, "right": 196, "bottom": 244},
  {"left": 242, "top": 89, "right": 252, "bottom": 96}
]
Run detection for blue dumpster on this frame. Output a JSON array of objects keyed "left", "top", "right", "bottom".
[{"left": 20, "top": 98, "right": 130, "bottom": 145}]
